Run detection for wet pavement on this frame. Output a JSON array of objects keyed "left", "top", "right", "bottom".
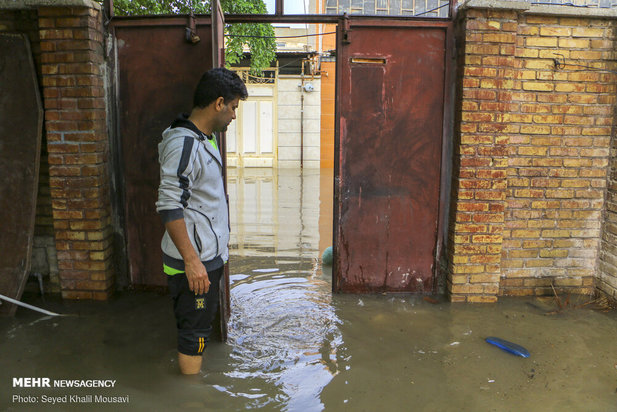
[{"left": 2, "top": 168, "right": 617, "bottom": 411}]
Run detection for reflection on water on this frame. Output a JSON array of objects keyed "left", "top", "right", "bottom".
[
  {"left": 2, "top": 168, "right": 617, "bottom": 411},
  {"left": 223, "top": 168, "right": 338, "bottom": 410},
  {"left": 227, "top": 167, "right": 330, "bottom": 259}
]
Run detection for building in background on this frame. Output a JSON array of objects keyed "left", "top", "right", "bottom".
[
  {"left": 323, "top": 0, "right": 449, "bottom": 17},
  {"left": 227, "top": 5, "right": 337, "bottom": 169}
]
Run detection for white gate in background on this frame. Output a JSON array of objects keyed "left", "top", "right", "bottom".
[{"left": 227, "top": 68, "right": 278, "bottom": 168}]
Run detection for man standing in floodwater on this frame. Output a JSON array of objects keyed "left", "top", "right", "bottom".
[{"left": 156, "top": 68, "right": 248, "bottom": 374}]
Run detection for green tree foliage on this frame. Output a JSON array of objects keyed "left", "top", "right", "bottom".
[{"left": 107, "top": 0, "right": 276, "bottom": 72}]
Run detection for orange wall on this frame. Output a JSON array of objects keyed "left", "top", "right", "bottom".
[
  {"left": 322, "top": 23, "right": 336, "bottom": 51},
  {"left": 320, "top": 27, "right": 336, "bottom": 169},
  {"left": 320, "top": 60, "right": 335, "bottom": 168}
]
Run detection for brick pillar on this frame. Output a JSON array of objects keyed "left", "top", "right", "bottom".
[
  {"left": 38, "top": 3, "right": 113, "bottom": 300},
  {"left": 448, "top": 8, "right": 520, "bottom": 303}
]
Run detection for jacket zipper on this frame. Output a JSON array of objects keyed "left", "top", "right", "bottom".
[
  {"left": 187, "top": 207, "right": 219, "bottom": 257},
  {"left": 193, "top": 224, "right": 202, "bottom": 254}
]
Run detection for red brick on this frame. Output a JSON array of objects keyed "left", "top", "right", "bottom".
[
  {"left": 77, "top": 98, "right": 106, "bottom": 109},
  {"left": 49, "top": 165, "right": 82, "bottom": 177},
  {"left": 458, "top": 202, "right": 489, "bottom": 212},
  {"left": 56, "top": 16, "right": 89, "bottom": 28},
  {"left": 461, "top": 158, "right": 492, "bottom": 168},
  {"left": 39, "top": 29, "right": 74, "bottom": 40},
  {"left": 44, "top": 98, "right": 78, "bottom": 110}
]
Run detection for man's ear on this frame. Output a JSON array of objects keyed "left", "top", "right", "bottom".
[{"left": 214, "top": 96, "right": 225, "bottom": 111}]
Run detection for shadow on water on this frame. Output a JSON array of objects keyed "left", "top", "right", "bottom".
[{"left": 2, "top": 167, "right": 617, "bottom": 411}]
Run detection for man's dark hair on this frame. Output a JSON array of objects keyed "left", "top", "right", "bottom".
[{"left": 193, "top": 67, "right": 248, "bottom": 108}]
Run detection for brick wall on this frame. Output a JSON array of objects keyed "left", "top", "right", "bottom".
[
  {"left": 37, "top": 3, "right": 114, "bottom": 300},
  {"left": 502, "top": 14, "right": 614, "bottom": 297},
  {"left": 450, "top": 3, "right": 617, "bottom": 302}
]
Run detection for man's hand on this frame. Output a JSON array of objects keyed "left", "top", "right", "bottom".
[
  {"left": 164, "top": 217, "right": 211, "bottom": 295},
  {"left": 185, "top": 257, "right": 210, "bottom": 295}
]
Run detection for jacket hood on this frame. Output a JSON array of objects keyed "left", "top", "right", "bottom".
[
  {"left": 160, "top": 115, "right": 223, "bottom": 168},
  {"left": 161, "top": 114, "right": 206, "bottom": 142},
  {"left": 170, "top": 113, "right": 208, "bottom": 138}
]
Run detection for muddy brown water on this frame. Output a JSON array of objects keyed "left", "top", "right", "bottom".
[{"left": 2, "top": 168, "right": 617, "bottom": 411}]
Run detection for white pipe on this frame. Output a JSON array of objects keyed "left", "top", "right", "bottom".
[{"left": 0, "top": 293, "right": 64, "bottom": 317}]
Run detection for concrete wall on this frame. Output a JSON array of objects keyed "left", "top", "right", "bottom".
[
  {"left": 448, "top": 0, "right": 617, "bottom": 302},
  {"left": 277, "top": 75, "right": 322, "bottom": 168}
]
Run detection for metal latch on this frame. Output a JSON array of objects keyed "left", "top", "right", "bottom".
[
  {"left": 341, "top": 13, "right": 351, "bottom": 45},
  {"left": 185, "top": 11, "right": 200, "bottom": 44}
]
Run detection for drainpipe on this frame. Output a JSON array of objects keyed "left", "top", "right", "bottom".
[
  {"left": 300, "top": 60, "right": 305, "bottom": 168},
  {"left": 299, "top": 57, "right": 316, "bottom": 168}
]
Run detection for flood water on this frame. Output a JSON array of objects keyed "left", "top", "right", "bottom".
[{"left": 2, "top": 168, "right": 617, "bottom": 411}]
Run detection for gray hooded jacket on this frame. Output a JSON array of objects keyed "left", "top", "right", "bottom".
[{"left": 156, "top": 118, "right": 229, "bottom": 272}]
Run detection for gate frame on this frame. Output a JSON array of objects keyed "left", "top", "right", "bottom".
[{"left": 106, "top": 4, "right": 456, "bottom": 296}]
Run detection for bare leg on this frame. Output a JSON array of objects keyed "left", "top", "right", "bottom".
[{"left": 178, "top": 352, "right": 202, "bottom": 375}]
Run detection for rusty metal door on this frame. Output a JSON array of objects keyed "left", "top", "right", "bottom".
[
  {"left": 113, "top": 9, "right": 232, "bottom": 339},
  {"left": 114, "top": 16, "right": 214, "bottom": 287},
  {"left": 334, "top": 20, "right": 449, "bottom": 294},
  {"left": 0, "top": 33, "right": 42, "bottom": 315}
]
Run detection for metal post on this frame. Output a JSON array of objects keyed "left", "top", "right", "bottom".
[{"left": 103, "top": 0, "right": 114, "bottom": 19}]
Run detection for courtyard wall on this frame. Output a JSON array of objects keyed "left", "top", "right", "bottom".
[{"left": 449, "top": 0, "right": 617, "bottom": 302}]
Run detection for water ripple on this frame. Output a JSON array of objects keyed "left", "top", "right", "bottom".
[{"left": 226, "top": 264, "right": 341, "bottom": 411}]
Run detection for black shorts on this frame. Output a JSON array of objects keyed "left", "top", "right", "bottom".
[{"left": 167, "top": 266, "right": 223, "bottom": 356}]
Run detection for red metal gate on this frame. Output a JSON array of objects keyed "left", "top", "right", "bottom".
[
  {"left": 112, "top": 8, "right": 232, "bottom": 337},
  {"left": 112, "top": 11, "right": 451, "bottom": 300},
  {"left": 334, "top": 19, "right": 451, "bottom": 294},
  {"left": 0, "top": 33, "right": 42, "bottom": 315},
  {"left": 113, "top": 16, "right": 215, "bottom": 288}
]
